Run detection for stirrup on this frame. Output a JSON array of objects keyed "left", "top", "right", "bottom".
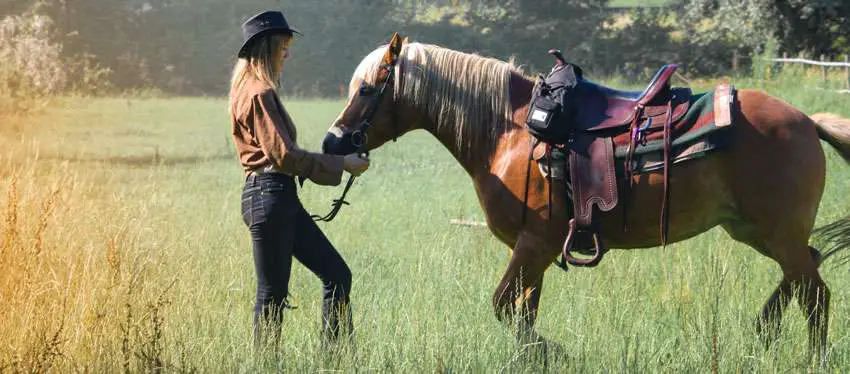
[{"left": 562, "top": 219, "right": 607, "bottom": 267}]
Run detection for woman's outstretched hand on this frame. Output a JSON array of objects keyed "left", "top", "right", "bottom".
[{"left": 343, "top": 154, "right": 370, "bottom": 176}]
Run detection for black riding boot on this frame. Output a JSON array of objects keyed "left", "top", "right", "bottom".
[
  {"left": 321, "top": 298, "right": 353, "bottom": 347},
  {"left": 253, "top": 303, "right": 284, "bottom": 351}
]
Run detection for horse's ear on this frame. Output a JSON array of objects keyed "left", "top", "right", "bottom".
[{"left": 384, "top": 32, "right": 403, "bottom": 65}]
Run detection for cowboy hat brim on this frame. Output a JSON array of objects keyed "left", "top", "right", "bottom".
[{"left": 238, "top": 27, "right": 301, "bottom": 57}]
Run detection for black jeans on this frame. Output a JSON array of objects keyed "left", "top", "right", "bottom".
[{"left": 241, "top": 173, "right": 352, "bottom": 346}]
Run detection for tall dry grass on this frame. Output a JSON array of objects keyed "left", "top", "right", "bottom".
[{"left": 0, "top": 163, "right": 196, "bottom": 373}]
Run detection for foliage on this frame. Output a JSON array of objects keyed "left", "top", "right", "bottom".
[
  {"left": 31, "top": 0, "right": 400, "bottom": 96},
  {"left": 671, "top": 0, "right": 850, "bottom": 56},
  {"left": 0, "top": 12, "right": 66, "bottom": 113},
  {"left": 463, "top": 0, "right": 611, "bottom": 74},
  {"left": 595, "top": 8, "right": 683, "bottom": 78},
  {"left": 3, "top": 0, "right": 850, "bottom": 96}
]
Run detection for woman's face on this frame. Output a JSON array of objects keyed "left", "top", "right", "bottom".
[{"left": 274, "top": 36, "right": 292, "bottom": 74}]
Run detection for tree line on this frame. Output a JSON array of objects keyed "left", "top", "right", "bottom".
[{"left": 2, "top": 0, "right": 849, "bottom": 98}]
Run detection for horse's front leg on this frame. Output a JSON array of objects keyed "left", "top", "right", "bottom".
[{"left": 492, "top": 233, "right": 559, "bottom": 359}]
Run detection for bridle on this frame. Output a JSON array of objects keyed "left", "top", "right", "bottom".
[{"left": 312, "top": 36, "right": 401, "bottom": 222}]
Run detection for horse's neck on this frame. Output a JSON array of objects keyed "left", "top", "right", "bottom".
[
  {"left": 420, "top": 72, "right": 534, "bottom": 179},
  {"left": 424, "top": 124, "right": 492, "bottom": 177}
]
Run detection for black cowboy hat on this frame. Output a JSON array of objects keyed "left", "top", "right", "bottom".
[{"left": 239, "top": 10, "right": 300, "bottom": 57}]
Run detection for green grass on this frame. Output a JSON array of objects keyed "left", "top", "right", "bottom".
[{"left": 1, "top": 77, "right": 850, "bottom": 372}]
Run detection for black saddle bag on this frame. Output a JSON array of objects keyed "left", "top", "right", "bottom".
[{"left": 525, "top": 61, "right": 583, "bottom": 144}]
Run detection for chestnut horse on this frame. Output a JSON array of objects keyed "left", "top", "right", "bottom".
[{"left": 322, "top": 35, "right": 850, "bottom": 358}]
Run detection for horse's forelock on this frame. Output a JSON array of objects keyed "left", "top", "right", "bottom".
[
  {"left": 351, "top": 43, "right": 422, "bottom": 88},
  {"left": 350, "top": 46, "right": 387, "bottom": 93}
]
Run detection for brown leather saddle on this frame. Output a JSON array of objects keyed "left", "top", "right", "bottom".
[
  {"left": 561, "top": 64, "right": 690, "bottom": 267},
  {"left": 527, "top": 60, "right": 693, "bottom": 268},
  {"left": 573, "top": 65, "right": 685, "bottom": 132}
]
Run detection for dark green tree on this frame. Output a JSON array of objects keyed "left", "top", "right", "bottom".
[
  {"left": 31, "top": 0, "right": 400, "bottom": 95},
  {"left": 466, "top": 0, "right": 612, "bottom": 74},
  {"left": 672, "top": 0, "right": 850, "bottom": 57}
]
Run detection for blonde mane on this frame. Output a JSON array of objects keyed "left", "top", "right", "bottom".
[{"left": 352, "top": 43, "right": 522, "bottom": 154}]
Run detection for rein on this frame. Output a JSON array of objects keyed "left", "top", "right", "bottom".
[{"left": 312, "top": 52, "right": 398, "bottom": 222}]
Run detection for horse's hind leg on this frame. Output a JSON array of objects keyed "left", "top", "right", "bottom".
[
  {"left": 724, "top": 219, "right": 830, "bottom": 359},
  {"left": 757, "top": 222, "right": 831, "bottom": 358},
  {"left": 788, "top": 249, "right": 830, "bottom": 360},
  {"left": 754, "top": 246, "right": 823, "bottom": 346},
  {"left": 774, "top": 245, "right": 830, "bottom": 360},
  {"left": 756, "top": 279, "right": 793, "bottom": 345},
  {"left": 762, "top": 251, "right": 829, "bottom": 358}
]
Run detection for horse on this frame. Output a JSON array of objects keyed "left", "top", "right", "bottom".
[{"left": 321, "top": 34, "right": 850, "bottom": 360}]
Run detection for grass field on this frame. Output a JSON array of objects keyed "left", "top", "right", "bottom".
[{"left": 1, "top": 74, "right": 850, "bottom": 372}]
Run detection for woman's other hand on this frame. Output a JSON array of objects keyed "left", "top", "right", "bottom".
[{"left": 343, "top": 154, "right": 370, "bottom": 176}]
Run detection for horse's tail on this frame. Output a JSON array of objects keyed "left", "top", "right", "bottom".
[
  {"left": 812, "top": 112, "right": 850, "bottom": 164},
  {"left": 811, "top": 112, "right": 850, "bottom": 266},
  {"left": 813, "top": 219, "right": 850, "bottom": 266}
]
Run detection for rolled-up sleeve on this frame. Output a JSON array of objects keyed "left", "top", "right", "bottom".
[{"left": 252, "top": 89, "right": 344, "bottom": 186}]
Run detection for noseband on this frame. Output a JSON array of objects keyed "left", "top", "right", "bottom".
[
  {"left": 349, "top": 63, "right": 398, "bottom": 155},
  {"left": 312, "top": 46, "right": 399, "bottom": 222}
]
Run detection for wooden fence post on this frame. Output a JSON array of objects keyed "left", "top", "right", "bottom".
[
  {"left": 779, "top": 52, "right": 788, "bottom": 79},
  {"left": 845, "top": 55, "right": 849, "bottom": 91},
  {"left": 732, "top": 49, "right": 738, "bottom": 73},
  {"left": 821, "top": 54, "right": 827, "bottom": 86}
]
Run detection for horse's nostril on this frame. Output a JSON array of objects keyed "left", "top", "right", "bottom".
[{"left": 350, "top": 130, "right": 366, "bottom": 148}]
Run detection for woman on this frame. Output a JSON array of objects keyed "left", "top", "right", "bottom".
[{"left": 228, "top": 10, "right": 369, "bottom": 348}]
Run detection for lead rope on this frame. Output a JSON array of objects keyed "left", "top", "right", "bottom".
[{"left": 311, "top": 174, "right": 357, "bottom": 222}]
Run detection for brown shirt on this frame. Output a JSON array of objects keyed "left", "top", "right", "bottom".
[{"left": 230, "top": 79, "right": 344, "bottom": 186}]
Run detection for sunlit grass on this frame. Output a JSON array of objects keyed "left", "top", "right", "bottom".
[{"left": 1, "top": 77, "right": 849, "bottom": 371}]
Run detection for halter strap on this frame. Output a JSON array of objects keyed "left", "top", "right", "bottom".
[{"left": 313, "top": 43, "right": 400, "bottom": 222}]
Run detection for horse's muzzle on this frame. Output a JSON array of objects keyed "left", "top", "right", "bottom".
[{"left": 322, "top": 127, "right": 359, "bottom": 155}]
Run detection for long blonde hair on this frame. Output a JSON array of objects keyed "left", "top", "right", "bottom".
[{"left": 228, "top": 33, "right": 291, "bottom": 115}]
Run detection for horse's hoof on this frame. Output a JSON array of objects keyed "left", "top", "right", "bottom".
[{"left": 753, "top": 316, "right": 781, "bottom": 349}]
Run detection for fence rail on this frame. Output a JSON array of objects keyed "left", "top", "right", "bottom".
[
  {"left": 768, "top": 57, "right": 850, "bottom": 68},
  {"left": 733, "top": 51, "right": 850, "bottom": 93}
]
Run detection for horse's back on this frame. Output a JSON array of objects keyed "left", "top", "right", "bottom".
[{"left": 597, "top": 89, "right": 826, "bottom": 248}]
